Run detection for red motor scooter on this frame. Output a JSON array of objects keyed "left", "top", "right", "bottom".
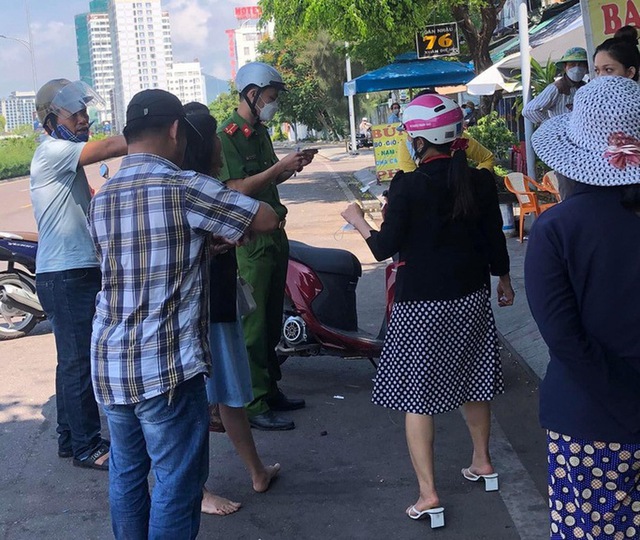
[{"left": 277, "top": 240, "right": 396, "bottom": 367}]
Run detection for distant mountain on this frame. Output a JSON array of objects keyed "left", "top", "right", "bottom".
[{"left": 204, "top": 74, "right": 231, "bottom": 104}]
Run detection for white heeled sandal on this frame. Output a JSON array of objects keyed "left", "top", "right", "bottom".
[
  {"left": 461, "top": 468, "right": 499, "bottom": 492},
  {"left": 407, "top": 506, "right": 445, "bottom": 528}
]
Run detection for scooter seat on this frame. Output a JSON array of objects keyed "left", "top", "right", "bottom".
[{"left": 289, "top": 240, "right": 361, "bottom": 278}]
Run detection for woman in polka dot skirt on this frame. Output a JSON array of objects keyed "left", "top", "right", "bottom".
[
  {"left": 342, "top": 93, "right": 514, "bottom": 526},
  {"left": 526, "top": 75, "right": 640, "bottom": 539}
]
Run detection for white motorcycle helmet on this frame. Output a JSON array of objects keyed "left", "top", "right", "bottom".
[
  {"left": 402, "top": 94, "right": 463, "bottom": 145},
  {"left": 235, "top": 62, "right": 287, "bottom": 95}
]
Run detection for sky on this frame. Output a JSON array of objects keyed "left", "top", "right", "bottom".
[{"left": 0, "top": 0, "right": 252, "bottom": 98}]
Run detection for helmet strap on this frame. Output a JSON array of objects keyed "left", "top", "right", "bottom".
[
  {"left": 48, "top": 115, "right": 88, "bottom": 143},
  {"left": 243, "top": 87, "right": 263, "bottom": 123},
  {"left": 413, "top": 138, "right": 427, "bottom": 160}
]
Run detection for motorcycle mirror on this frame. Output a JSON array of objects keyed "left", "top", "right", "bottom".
[{"left": 99, "top": 163, "right": 109, "bottom": 179}]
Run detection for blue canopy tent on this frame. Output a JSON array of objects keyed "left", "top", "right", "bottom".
[{"left": 344, "top": 53, "right": 476, "bottom": 95}]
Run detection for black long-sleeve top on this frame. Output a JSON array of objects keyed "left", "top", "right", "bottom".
[{"left": 366, "top": 157, "right": 509, "bottom": 302}]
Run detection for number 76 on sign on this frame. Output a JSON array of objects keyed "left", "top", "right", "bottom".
[{"left": 416, "top": 22, "right": 459, "bottom": 58}]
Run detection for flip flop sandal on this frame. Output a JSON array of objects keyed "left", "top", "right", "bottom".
[{"left": 73, "top": 442, "right": 109, "bottom": 471}]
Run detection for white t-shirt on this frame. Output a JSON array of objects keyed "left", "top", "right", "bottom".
[{"left": 30, "top": 137, "right": 99, "bottom": 273}]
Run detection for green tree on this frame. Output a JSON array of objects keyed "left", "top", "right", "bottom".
[
  {"left": 11, "top": 124, "right": 34, "bottom": 136},
  {"left": 260, "top": 0, "right": 507, "bottom": 111},
  {"left": 0, "top": 115, "right": 6, "bottom": 133},
  {"left": 260, "top": 0, "right": 505, "bottom": 71},
  {"left": 208, "top": 84, "right": 239, "bottom": 124},
  {"left": 0, "top": 137, "right": 37, "bottom": 180},
  {"left": 258, "top": 35, "right": 348, "bottom": 140},
  {"left": 467, "top": 111, "right": 517, "bottom": 161}
]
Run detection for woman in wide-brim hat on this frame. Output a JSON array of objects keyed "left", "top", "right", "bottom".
[
  {"left": 525, "top": 76, "right": 640, "bottom": 539},
  {"left": 523, "top": 47, "right": 589, "bottom": 124}
]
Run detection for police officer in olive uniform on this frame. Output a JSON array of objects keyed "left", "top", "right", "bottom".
[{"left": 217, "top": 62, "right": 316, "bottom": 430}]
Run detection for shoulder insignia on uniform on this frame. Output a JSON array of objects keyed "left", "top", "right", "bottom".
[
  {"left": 224, "top": 123, "right": 239, "bottom": 136},
  {"left": 241, "top": 124, "right": 252, "bottom": 138}
]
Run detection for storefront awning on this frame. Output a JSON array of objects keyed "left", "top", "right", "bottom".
[{"left": 344, "top": 53, "right": 475, "bottom": 95}]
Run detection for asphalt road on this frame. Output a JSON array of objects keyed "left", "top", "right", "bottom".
[{"left": 0, "top": 147, "right": 549, "bottom": 539}]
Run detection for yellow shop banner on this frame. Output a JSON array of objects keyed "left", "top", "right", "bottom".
[
  {"left": 582, "top": 0, "right": 640, "bottom": 53},
  {"left": 371, "top": 124, "right": 415, "bottom": 182}
]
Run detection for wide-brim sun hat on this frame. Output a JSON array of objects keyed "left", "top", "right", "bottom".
[
  {"left": 531, "top": 76, "right": 640, "bottom": 186},
  {"left": 556, "top": 46, "right": 588, "bottom": 66}
]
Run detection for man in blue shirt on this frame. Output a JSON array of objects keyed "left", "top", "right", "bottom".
[
  {"left": 30, "top": 79, "right": 127, "bottom": 470},
  {"left": 387, "top": 102, "right": 401, "bottom": 123},
  {"left": 88, "top": 89, "right": 278, "bottom": 539}
]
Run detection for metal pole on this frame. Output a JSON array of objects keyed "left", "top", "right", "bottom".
[
  {"left": 345, "top": 42, "right": 358, "bottom": 155},
  {"left": 579, "top": 0, "right": 596, "bottom": 77},
  {"left": 519, "top": 0, "right": 537, "bottom": 179},
  {"left": 0, "top": 34, "right": 36, "bottom": 94},
  {"left": 24, "top": 0, "right": 38, "bottom": 90}
]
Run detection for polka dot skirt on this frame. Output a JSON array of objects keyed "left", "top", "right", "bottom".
[
  {"left": 371, "top": 288, "right": 504, "bottom": 416},
  {"left": 547, "top": 431, "right": 640, "bottom": 539}
]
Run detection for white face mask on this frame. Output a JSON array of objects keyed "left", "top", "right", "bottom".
[
  {"left": 259, "top": 100, "right": 278, "bottom": 122},
  {"left": 567, "top": 66, "right": 587, "bottom": 82},
  {"left": 405, "top": 138, "right": 417, "bottom": 162}
]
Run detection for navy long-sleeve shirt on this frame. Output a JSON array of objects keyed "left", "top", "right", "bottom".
[{"left": 525, "top": 183, "right": 640, "bottom": 443}]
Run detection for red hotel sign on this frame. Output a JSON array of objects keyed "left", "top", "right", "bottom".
[{"left": 235, "top": 6, "right": 262, "bottom": 19}]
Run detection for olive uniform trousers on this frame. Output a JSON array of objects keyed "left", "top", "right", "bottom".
[{"left": 236, "top": 228, "right": 289, "bottom": 416}]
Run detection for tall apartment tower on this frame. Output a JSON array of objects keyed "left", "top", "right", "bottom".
[
  {"left": 74, "top": 0, "right": 205, "bottom": 132},
  {"left": 109, "top": 0, "right": 173, "bottom": 131},
  {"left": 168, "top": 62, "right": 206, "bottom": 105},
  {"left": 75, "top": 0, "right": 113, "bottom": 123}
]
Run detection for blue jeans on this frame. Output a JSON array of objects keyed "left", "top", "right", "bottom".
[
  {"left": 36, "top": 267, "right": 103, "bottom": 460},
  {"left": 103, "top": 374, "right": 209, "bottom": 540}
]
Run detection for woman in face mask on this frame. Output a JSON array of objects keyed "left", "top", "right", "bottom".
[
  {"left": 594, "top": 25, "right": 640, "bottom": 80},
  {"left": 342, "top": 93, "right": 514, "bottom": 527},
  {"left": 523, "top": 47, "right": 589, "bottom": 125}
]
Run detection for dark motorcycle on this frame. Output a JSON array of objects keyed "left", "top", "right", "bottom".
[
  {"left": 0, "top": 231, "right": 46, "bottom": 340},
  {"left": 0, "top": 164, "right": 110, "bottom": 340},
  {"left": 277, "top": 240, "right": 396, "bottom": 367},
  {"left": 348, "top": 132, "right": 374, "bottom": 151}
]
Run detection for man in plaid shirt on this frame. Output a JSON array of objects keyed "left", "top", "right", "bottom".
[{"left": 87, "top": 89, "right": 278, "bottom": 539}]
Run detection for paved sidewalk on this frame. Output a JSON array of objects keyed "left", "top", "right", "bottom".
[{"left": 0, "top": 144, "right": 549, "bottom": 540}]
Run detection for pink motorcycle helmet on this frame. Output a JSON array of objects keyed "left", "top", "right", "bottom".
[{"left": 401, "top": 94, "right": 464, "bottom": 144}]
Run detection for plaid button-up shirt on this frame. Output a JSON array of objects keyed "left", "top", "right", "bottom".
[{"left": 88, "top": 153, "right": 259, "bottom": 405}]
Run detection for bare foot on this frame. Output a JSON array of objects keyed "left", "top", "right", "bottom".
[
  {"left": 406, "top": 494, "right": 441, "bottom": 517},
  {"left": 201, "top": 489, "right": 242, "bottom": 515},
  {"left": 252, "top": 463, "right": 281, "bottom": 493},
  {"left": 94, "top": 451, "right": 109, "bottom": 467}
]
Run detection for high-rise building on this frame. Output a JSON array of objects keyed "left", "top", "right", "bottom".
[
  {"left": 75, "top": 0, "right": 110, "bottom": 87},
  {"left": 168, "top": 62, "right": 206, "bottom": 105},
  {"left": 1, "top": 91, "right": 36, "bottom": 132},
  {"left": 226, "top": 6, "right": 274, "bottom": 80},
  {"left": 75, "top": 0, "right": 113, "bottom": 123},
  {"left": 74, "top": 0, "right": 204, "bottom": 131}
]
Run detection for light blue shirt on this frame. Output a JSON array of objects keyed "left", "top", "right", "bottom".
[{"left": 30, "top": 137, "right": 98, "bottom": 273}]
